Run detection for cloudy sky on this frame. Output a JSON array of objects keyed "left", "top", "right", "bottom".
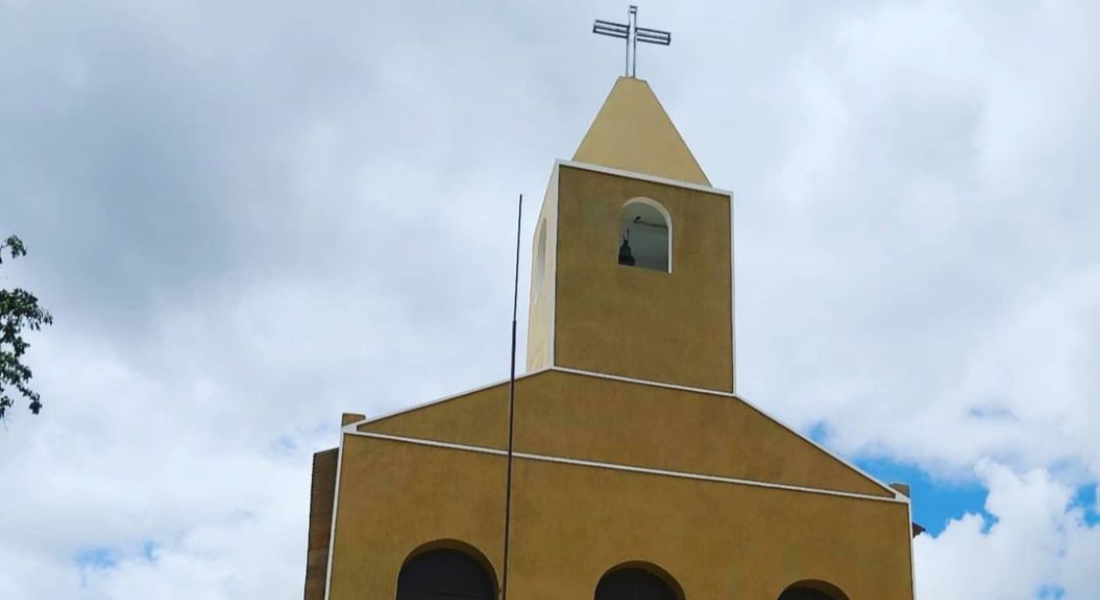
[{"left": 3, "top": 0, "right": 1099, "bottom": 598}]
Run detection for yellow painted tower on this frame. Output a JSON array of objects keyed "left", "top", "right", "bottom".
[
  {"left": 303, "top": 77, "right": 916, "bottom": 600},
  {"left": 527, "top": 77, "right": 734, "bottom": 393}
]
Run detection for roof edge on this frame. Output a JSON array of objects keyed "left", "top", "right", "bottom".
[
  {"left": 547, "top": 366, "right": 903, "bottom": 500},
  {"left": 556, "top": 160, "right": 733, "bottom": 196},
  {"left": 339, "top": 365, "right": 901, "bottom": 502},
  {"left": 342, "top": 367, "right": 556, "bottom": 432}
]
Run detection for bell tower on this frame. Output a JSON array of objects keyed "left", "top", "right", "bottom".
[{"left": 526, "top": 77, "right": 735, "bottom": 392}]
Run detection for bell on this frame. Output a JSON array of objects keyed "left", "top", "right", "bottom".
[{"left": 618, "top": 236, "right": 636, "bottom": 266}]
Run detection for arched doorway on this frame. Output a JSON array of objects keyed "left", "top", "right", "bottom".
[
  {"left": 777, "top": 580, "right": 850, "bottom": 600},
  {"left": 595, "top": 564, "right": 683, "bottom": 600},
  {"left": 779, "top": 590, "right": 833, "bottom": 600},
  {"left": 395, "top": 547, "right": 496, "bottom": 600}
]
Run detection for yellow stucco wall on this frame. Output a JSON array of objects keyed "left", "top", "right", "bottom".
[
  {"left": 327, "top": 436, "right": 913, "bottom": 600},
  {"left": 304, "top": 449, "right": 338, "bottom": 600},
  {"left": 361, "top": 370, "right": 892, "bottom": 499},
  {"left": 327, "top": 437, "right": 507, "bottom": 600},
  {"left": 551, "top": 165, "right": 734, "bottom": 392},
  {"left": 573, "top": 77, "right": 711, "bottom": 186},
  {"left": 363, "top": 377, "right": 512, "bottom": 448},
  {"left": 526, "top": 167, "right": 559, "bottom": 373}
]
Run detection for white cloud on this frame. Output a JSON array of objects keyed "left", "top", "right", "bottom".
[
  {"left": 915, "top": 461, "right": 1099, "bottom": 600},
  {"left": 735, "top": 0, "right": 1100, "bottom": 481}
]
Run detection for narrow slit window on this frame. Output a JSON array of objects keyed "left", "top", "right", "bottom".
[
  {"left": 534, "top": 219, "right": 548, "bottom": 296},
  {"left": 618, "top": 199, "right": 671, "bottom": 272}
]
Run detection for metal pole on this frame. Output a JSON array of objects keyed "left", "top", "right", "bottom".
[
  {"left": 624, "top": 29, "right": 630, "bottom": 76},
  {"left": 630, "top": 6, "right": 638, "bottom": 77},
  {"left": 501, "top": 193, "right": 522, "bottom": 600}
]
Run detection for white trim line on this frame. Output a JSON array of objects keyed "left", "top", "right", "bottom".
[
  {"left": 347, "top": 430, "right": 908, "bottom": 505},
  {"left": 729, "top": 190, "right": 737, "bottom": 393},
  {"left": 352, "top": 430, "right": 508, "bottom": 455},
  {"left": 549, "top": 165, "right": 559, "bottom": 368},
  {"left": 341, "top": 367, "right": 900, "bottom": 501},
  {"left": 322, "top": 432, "right": 346, "bottom": 600},
  {"left": 550, "top": 365, "right": 737, "bottom": 398},
  {"left": 341, "top": 368, "right": 555, "bottom": 431},
  {"left": 907, "top": 496, "right": 918, "bottom": 600},
  {"left": 546, "top": 367, "right": 902, "bottom": 499},
  {"left": 522, "top": 450, "right": 905, "bottom": 504},
  {"left": 557, "top": 159, "right": 733, "bottom": 196}
]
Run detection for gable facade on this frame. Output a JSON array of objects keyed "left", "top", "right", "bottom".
[
  {"left": 320, "top": 368, "right": 914, "bottom": 600},
  {"left": 304, "top": 75, "right": 915, "bottom": 600}
]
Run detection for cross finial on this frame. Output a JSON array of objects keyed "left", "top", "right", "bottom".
[{"left": 593, "top": 5, "right": 671, "bottom": 78}]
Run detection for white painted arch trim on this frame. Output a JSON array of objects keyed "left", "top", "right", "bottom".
[
  {"left": 621, "top": 196, "right": 673, "bottom": 274},
  {"left": 345, "top": 430, "right": 909, "bottom": 505}
]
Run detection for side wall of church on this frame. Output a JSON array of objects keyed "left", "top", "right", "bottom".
[
  {"left": 526, "top": 167, "right": 560, "bottom": 373},
  {"left": 326, "top": 435, "right": 913, "bottom": 600},
  {"left": 304, "top": 448, "right": 338, "bottom": 600}
]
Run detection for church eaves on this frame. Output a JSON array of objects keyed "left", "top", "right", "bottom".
[{"left": 572, "top": 76, "right": 711, "bottom": 186}]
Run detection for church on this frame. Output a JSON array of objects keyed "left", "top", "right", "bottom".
[{"left": 302, "top": 70, "right": 916, "bottom": 600}]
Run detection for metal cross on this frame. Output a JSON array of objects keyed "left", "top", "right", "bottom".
[{"left": 593, "top": 5, "right": 671, "bottom": 78}]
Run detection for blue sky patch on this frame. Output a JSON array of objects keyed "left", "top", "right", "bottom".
[
  {"left": 142, "top": 539, "right": 158, "bottom": 561},
  {"left": 856, "top": 457, "right": 991, "bottom": 536},
  {"left": 806, "top": 422, "right": 831, "bottom": 445},
  {"left": 74, "top": 547, "right": 120, "bottom": 570},
  {"left": 1074, "top": 484, "right": 1098, "bottom": 526},
  {"left": 1038, "top": 584, "right": 1066, "bottom": 599}
]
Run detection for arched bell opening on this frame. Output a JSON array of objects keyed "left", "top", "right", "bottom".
[{"left": 618, "top": 198, "right": 671, "bottom": 273}]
